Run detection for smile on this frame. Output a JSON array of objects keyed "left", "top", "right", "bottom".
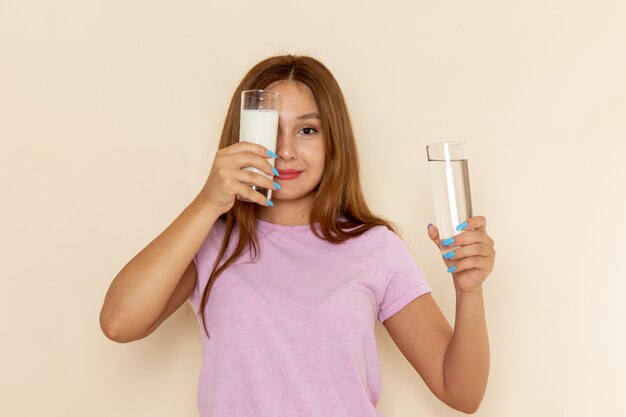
[{"left": 276, "top": 169, "right": 303, "bottom": 180}]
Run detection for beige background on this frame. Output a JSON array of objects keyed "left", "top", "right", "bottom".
[{"left": 1, "top": 0, "right": 625, "bottom": 416}]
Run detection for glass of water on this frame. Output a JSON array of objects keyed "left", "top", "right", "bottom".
[
  {"left": 426, "top": 141, "right": 473, "bottom": 254},
  {"left": 237, "top": 89, "right": 280, "bottom": 202}
]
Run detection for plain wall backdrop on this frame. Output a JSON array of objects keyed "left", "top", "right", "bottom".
[{"left": 1, "top": 1, "right": 625, "bottom": 416}]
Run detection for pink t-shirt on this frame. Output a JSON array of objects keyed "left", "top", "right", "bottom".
[{"left": 188, "top": 218, "right": 431, "bottom": 417}]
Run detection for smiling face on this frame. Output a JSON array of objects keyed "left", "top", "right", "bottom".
[{"left": 266, "top": 80, "right": 326, "bottom": 203}]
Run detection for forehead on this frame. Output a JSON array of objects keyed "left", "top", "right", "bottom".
[{"left": 265, "top": 80, "right": 318, "bottom": 113}]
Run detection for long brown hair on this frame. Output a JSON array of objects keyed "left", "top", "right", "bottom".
[{"left": 197, "top": 54, "right": 400, "bottom": 339}]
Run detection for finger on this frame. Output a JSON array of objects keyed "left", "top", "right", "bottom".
[
  {"left": 441, "top": 230, "right": 492, "bottom": 248},
  {"left": 442, "top": 242, "right": 492, "bottom": 261},
  {"left": 226, "top": 151, "right": 277, "bottom": 177},
  {"left": 427, "top": 224, "right": 441, "bottom": 247},
  {"left": 219, "top": 141, "right": 276, "bottom": 159},
  {"left": 455, "top": 215, "right": 487, "bottom": 232},
  {"left": 235, "top": 182, "right": 273, "bottom": 207},
  {"left": 234, "top": 169, "right": 279, "bottom": 192},
  {"left": 450, "top": 256, "right": 491, "bottom": 275}
]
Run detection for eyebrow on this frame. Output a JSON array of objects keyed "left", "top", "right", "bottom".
[{"left": 297, "top": 112, "right": 321, "bottom": 120}]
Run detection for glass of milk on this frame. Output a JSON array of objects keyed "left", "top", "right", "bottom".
[
  {"left": 237, "top": 89, "right": 280, "bottom": 201},
  {"left": 426, "top": 141, "right": 473, "bottom": 255}
]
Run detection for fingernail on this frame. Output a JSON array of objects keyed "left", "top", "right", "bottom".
[
  {"left": 266, "top": 199, "right": 273, "bottom": 207},
  {"left": 456, "top": 221, "right": 468, "bottom": 231},
  {"left": 267, "top": 149, "right": 278, "bottom": 158},
  {"left": 443, "top": 251, "right": 456, "bottom": 259},
  {"left": 272, "top": 167, "right": 279, "bottom": 176},
  {"left": 273, "top": 181, "right": 281, "bottom": 190},
  {"left": 442, "top": 237, "right": 455, "bottom": 246},
  {"left": 427, "top": 223, "right": 433, "bottom": 231},
  {"left": 447, "top": 265, "right": 457, "bottom": 273}
]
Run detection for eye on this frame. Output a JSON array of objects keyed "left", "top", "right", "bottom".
[{"left": 299, "top": 127, "right": 319, "bottom": 136}]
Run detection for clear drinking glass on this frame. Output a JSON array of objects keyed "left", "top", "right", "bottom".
[
  {"left": 426, "top": 141, "right": 473, "bottom": 254},
  {"left": 237, "top": 89, "right": 280, "bottom": 201}
]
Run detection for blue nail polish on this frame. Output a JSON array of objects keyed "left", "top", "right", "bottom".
[
  {"left": 266, "top": 199, "right": 273, "bottom": 207},
  {"left": 267, "top": 149, "right": 278, "bottom": 158},
  {"left": 447, "top": 265, "right": 457, "bottom": 273},
  {"left": 442, "top": 237, "right": 455, "bottom": 246},
  {"left": 273, "top": 181, "right": 281, "bottom": 190},
  {"left": 443, "top": 251, "right": 456, "bottom": 259},
  {"left": 456, "top": 221, "right": 468, "bottom": 231},
  {"left": 272, "top": 167, "right": 279, "bottom": 176}
]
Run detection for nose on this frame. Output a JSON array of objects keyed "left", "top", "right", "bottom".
[{"left": 276, "top": 130, "right": 297, "bottom": 162}]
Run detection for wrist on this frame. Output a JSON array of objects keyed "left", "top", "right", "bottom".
[
  {"left": 455, "top": 286, "right": 484, "bottom": 301},
  {"left": 190, "top": 196, "right": 224, "bottom": 220}
]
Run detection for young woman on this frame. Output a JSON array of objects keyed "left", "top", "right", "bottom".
[{"left": 100, "top": 55, "right": 495, "bottom": 417}]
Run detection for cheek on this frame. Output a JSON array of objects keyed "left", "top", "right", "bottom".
[
  {"left": 312, "top": 142, "right": 326, "bottom": 171},
  {"left": 311, "top": 153, "right": 325, "bottom": 178},
  {"left": 301, "top": 142, "right": 326, "bottom": 172}
]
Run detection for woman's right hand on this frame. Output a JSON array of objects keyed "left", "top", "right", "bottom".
[{"left": 195, "top": 141, "right": 278, "bottom": 216}]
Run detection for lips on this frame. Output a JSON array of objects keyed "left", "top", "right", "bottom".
[{"left": 276, "top": 168, "right": 303, "bottom": 180}]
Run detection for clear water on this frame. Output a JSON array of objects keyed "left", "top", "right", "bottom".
[{"left": 429, "top": 159, "right": 473, "bottom": 251}]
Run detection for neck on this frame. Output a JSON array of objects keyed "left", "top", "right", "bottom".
[{"left": 257, "top": 194, "right": 315, "bottom": 226}]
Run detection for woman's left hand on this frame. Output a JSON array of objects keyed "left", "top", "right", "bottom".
[{"left": 427, "top": 215, "right": 496, "bottom": 294}]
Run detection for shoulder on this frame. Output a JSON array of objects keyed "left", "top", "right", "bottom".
[
  {"left": 205, "top": 217, "right": 227, "bottom": 243},
  {"left": 363, "top": 225, "right": 415, "bottom": 266},
  {"left": 359, "top": 224, "right": 401, "bottom": 243},
  {"left": 196, "top": 218, "right": 228, "bottom": 260},
  {"left": 341, "top": 224, "right": 402, "bottom": 253}
]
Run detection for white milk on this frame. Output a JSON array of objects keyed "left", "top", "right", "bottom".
[{"left": 239, "top": 109, "right": 279, "bottom": 198}]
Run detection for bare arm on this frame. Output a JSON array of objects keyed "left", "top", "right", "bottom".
[
  {"left": 442, "top": 289, "right": 489, "bottom": 411},
  {"left": 99, "top": 141, "right": 279, "bottom": 343},
  {"left": 384, "top": 291, "right": 489, "bottom": 414},
  {"left": 384, "top": 216, "right": 495, "bottom": 413},
  {"left": 99, "top": 197, "right": 221, "bottom": 342}
]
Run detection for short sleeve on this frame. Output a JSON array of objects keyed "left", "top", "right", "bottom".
[
  {"left": 187, "top": 220, "right": 225, "bottom": 313},
  {"left": 378, "top": 230, "right": 432, "bottom": 323},
  {"left": 188, "top": 253, "right": 201, "bottom": 311}
]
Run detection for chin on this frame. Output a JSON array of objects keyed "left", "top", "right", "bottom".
[{"left": 271, "top": 189, "right": 315, "bottom": 201}]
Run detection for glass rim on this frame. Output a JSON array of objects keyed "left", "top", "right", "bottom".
[
  {"left": 425, "top": 140, "right": 467, "bottom": 149},
  {"left": 241, "top": 89, "right": 280, "bottom": 98},
  {"left": 426, "top": 140, "right": 468, "bottom": 161}
]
